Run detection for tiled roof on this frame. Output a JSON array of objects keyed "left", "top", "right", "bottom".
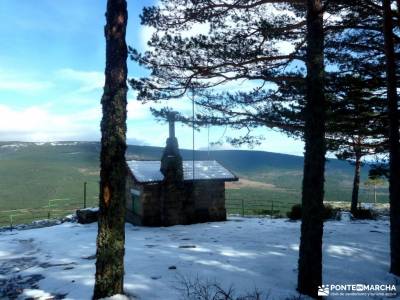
[{"left": 127, "top": 160, "right": 238, "bottom": 183}]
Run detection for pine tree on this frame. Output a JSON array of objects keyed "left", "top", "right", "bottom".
[
  {"left": 93, "top": 0, "right": 128, "bottom": 298},
  {"left": 326, "top": 75, "right": 386, "bottom": 214},
  {"left": 137, "top": 0, "right": 400, "bottom": 283},
  {"left": 131, "top": 1, "right": 329, "bottom": 297},
  {"left": 296, "top": 1, "right": 325, "bottom": 297},
  {"left": 329, "top": 0, "right": 400, "bottom": 277},
  {"left": 317, "top": 0, "right": 400, "bottom": 274},
  {"left": 382, "top": 0, "right": 400, "bottom": 276}
]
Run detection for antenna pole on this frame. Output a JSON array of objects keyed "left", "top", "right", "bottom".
[
  {"left": 207, "top": 124, "right": 210, "bottom": 159},
  {"left": 192, "top": 89, "right": 195, "bottom": 180}
]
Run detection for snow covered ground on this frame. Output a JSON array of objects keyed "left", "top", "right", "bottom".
[{"left": 0, "top": 217, "right": 398, "bottom": 299}]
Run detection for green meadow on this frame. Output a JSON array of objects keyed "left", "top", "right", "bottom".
[{"left": 0, "top": 142, "right": 388, "bottom": 226}]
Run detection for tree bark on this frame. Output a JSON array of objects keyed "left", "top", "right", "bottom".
[
  {"left": 397, "top": 0, "right": 400, "bottom": 27},
  {"left": 351, "top": 152, "right": 362, "bottom": 214},
  {"left": 383, "top": 0, "right": 400, "bottom": 276},
  {"left": 297, "top": 0, "right": 326, "bottom": 298},
  {"left": 93, "top": 0, "right": 128, "bottom": 298}
]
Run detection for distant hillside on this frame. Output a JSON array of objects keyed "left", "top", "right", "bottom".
[
  {"left": 130, "top": 145, "right": 357, "bottom": 174},
  {"left": 0, "top": 141, "right": 388, "bottom": 224}
]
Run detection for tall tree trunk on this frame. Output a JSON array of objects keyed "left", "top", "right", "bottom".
[
  {"left": 351, "top": 152, "right": 362, "bottom": 214},
  {"left": 397, "top": 0, "right": 400, "bottom": 27},
  {"left": 297, "top": 0, "right": 326, "bottom": 298},
  {"left": 383, "top": 0, "right": 400, "bottom": 276},
  {"left": 93, "top": 0, "right": 128, "bottom": 298}
]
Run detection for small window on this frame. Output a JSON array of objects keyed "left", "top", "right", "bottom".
[{"left": 131, "top": 189, "right": 141, "bottom": 214}]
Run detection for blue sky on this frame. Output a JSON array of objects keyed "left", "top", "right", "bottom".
[{"left": 0, "top": 0, "right": 304, "bottom": 156}]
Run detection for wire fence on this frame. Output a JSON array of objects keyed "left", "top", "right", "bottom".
[
  {"left": 1, "top": 196, "right": 298, "bottom": 229},
  {"left": 226, "top": 197, "right": 300, "bottom": 218},
  {"left": 0, "top": 182, "right": 95, "bottom": 229},
  {"left": 0, "top": 183, "right": 388, "bottom": 228},
  {"left": 0, "top": 201, "right": 86, "bottom": 229}
]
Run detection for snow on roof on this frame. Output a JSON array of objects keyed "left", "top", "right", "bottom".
[{"left": 127, "top": 160, "right": 238, "bottom": 183}]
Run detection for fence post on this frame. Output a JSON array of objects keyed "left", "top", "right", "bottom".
[
  {"left": 9, "top": 215, "right": 13, "bottom": 231},
  {"left": 47, "top": 200, "right": 51, "bottom": 219},
  {"left": 271, "top": 200, "right": 274, "bottom": 219},
  {"left": 83, "top": 181, "right": 87, "bottom": 208},
  {"left": 241, "top": 199, "right": 244, "bottom": 217}
]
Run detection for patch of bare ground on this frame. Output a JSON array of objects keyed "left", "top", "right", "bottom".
[
  {"left": 77, "top": 168, "right": 99, "bottom": 176},
  {"left": 126, "top": 154, "right": 147, "bottom": 160},
  {"left": 327, "top": 201, "right": 390, "bottom": 215},
  {"left": 328, "top": 201, "right": 388, "bottom": 209},
  {"left": 226, "top": 178, "right": 281, "bottom": 190}
]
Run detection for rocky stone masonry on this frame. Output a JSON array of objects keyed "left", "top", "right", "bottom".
[
  {"left": 158, "top": 112, "right": 186, "bottom": 226},
  {"left": 125, "top": 111, "right": 227, "bottom": 227},
  {"left": 126, "top": 179, "right": 226, "bottom": 227},
  {"left": 76, "top": 207, "right": 99, "bottom": 224}
]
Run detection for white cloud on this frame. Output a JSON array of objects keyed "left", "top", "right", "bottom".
[
  {"left": 0, "top": 101, "right": 161, "bottom": 144},
  {"left": 276, "top": 41, "right": 296, "bottom": 55},
  {"left": 139, "top": 25, "right": 155, "bottom": 50},
  {"left": 198, "top": 143, "right": 235, "bottom": 151},
  {"left": 56, "top": 68, "right": 104, "bottom": 93},
  {"left": 127, "top": 96, "right": 194, "bottom": 120},
  {"left": 0, "top": 71, "right": 52, "bottom": 92},
  {"left": 127, "top": 137, "right": 148, "bottom": 146},
  {"left": 0, "top": 80, "right": 52, "bottom": 92},
  {"left": 181, "top": 22, "right": 210, "bottom": 37},
  {"left": 0, "top": 103, "right": 305, "bottom": 155},
  {"left": 0, "top": 104, "right": 100, "bottom": 142},
  {"left": 0, "top": 67, "right": 103, "bottom": 95},
  {"left": 139, "top": 20, "right": 209, "bottom": 51},
  {"left": 127, "top": 99, "right": 152, "bottom": 120}
]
